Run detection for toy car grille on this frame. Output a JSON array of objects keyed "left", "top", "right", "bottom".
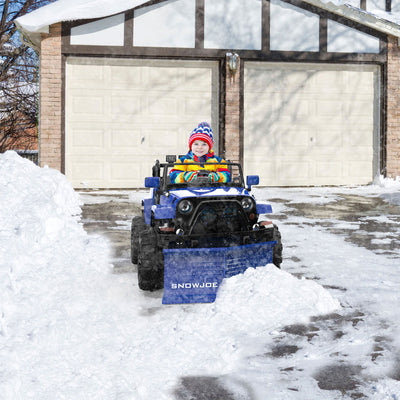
[{"left": 190, "top": 201, "right": 247, "bottom": 235}]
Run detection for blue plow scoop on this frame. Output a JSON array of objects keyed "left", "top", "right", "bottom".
[{"left": 162, "top": 241, "right": 276, "bottom": 304}]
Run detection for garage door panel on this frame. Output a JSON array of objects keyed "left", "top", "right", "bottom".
[
  {"left": 110, "top": 160, "right": 144, "bottom": 181},
  {"left": 314, "top": 130, "right": 342, "bottom": 149},
  {"left": 346, "top": 101, "right": 374, "bottom": 118},
  {"left": 72, "top": 96, "right": 105, "bottom": 117},
  {"left": 348, "top": 130, "right": 373, "bottom": 147},
  {"left": 244, "top": 62, "right": 379, "bottom": 186},
  {"left": 146, "top": 96, "right": 180, "bottom": 116},
  {"left": 110, "top": 96, "right": 142, "bottom": 121},
  {"left": 316, "top": 100, "right": 342, "bottom": 116},
  {"left": 184, "top": 97, "right": 213, "bottom": 116},
  {"left": 110, "top": 129, "right": 142, "bottom": 150},
  {"left": 280, "top": 129, "right": 310, "bottom": 150},
  {"left": 66, "top": 58, "right": 218, "bottom": 188},
  {"left": 110, "top": 67, "right": 143, "bottom": 87},
  {"left": 70, "top": 160, "right": 105, "bottom": 181},
  {"left": 147, "top": 128, "right": 181, "bottom": 148},
  {"left": 67, "top": 65, "right": 105, "bottom": 87},
  {"left": 315, "top": 161, "right": 343, "bottom": 178},
  {"left": 71, "top": 129, "right": 105, "bottom": 150},
  {"left": 246, "top": 159, "right": 276, "bottom": 178},
  {"left": 348, "top": 160, "right": 373, "bottom": 178},
  {"left": 279, "top": 161, "right": 310, "bottom": 180}
]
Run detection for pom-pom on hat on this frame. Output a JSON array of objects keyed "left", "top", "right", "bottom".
[{"left": 188, "top": 122, "right": 214, "bottom": 150}]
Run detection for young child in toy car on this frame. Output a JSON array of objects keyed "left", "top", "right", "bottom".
[{"left": 169, "top": 122, "right": 231, "bottom": 184}]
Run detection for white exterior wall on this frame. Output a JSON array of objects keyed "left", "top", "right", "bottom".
[
  {"left": 367, "top": 0, "right": 387, "bottom": 12},
  {"left": 70, "top": 14, "right": 125, "bottom": 46},
  {"left": 134, "top": 0, "right": 196, "bottom": 48},
  {"left": 328, "top": 21, "right": 380, "bottom": 53},
  {"left": 270, "top": 0, "right": 319, "bottom": 52},
  {"left": 68, "top": 0, "right": 382, "bottom": 55},
  {"left": 204, "top": 0, "right": 262, "bottom": 50}
]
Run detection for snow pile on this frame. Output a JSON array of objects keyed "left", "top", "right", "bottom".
[
  {"left": 217, "top": 266, "right": 340, "bottom": 329},
  {"left": 373, "top": 174, "right": 400, "bottom": 189},
  {"left": 0, "top": 152, "right": 111, "bottom": 397}
]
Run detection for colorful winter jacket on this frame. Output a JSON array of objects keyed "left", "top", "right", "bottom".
[{"left": 169, "top": 150, "right": 231, "bottom": 184}]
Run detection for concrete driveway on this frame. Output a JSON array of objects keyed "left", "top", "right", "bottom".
[{"left": 79, "top": 189, "right": 400, "bottom": 269}]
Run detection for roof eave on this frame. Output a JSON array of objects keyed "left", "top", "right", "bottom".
[{"left": 15, "top": 20, "right": 48, "bottom": 51}]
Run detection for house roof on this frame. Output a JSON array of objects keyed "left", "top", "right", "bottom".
[
  {"left": 15, "top": 0, "right": 149, "bottom": 48},
  {"left": 15, "top": 0, "right": 400, "bottom": 49}
]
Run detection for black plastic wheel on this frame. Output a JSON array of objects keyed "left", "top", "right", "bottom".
[
  {"left": 137, "top": 227, "right": 164, "bottom": 291},
  {"left": 272, "top": 224, "right": 283, "bottom": 268},
  {"left": 131, "top": 215, "right": 146, "bottom": 264}
]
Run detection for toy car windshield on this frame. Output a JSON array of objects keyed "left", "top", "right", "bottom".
[{"left": 165, "top": 161, "right": 244, "bottom": 188}]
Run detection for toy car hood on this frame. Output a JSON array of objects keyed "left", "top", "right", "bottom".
[{"left": 167, "top": 186, "right": 251, "bottom": 200}]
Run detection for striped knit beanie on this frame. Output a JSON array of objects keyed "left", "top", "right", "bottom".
[{"left": 188, "top": 122, "right": 214, "bottom": 150}]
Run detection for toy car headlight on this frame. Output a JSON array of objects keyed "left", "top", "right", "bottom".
[
  {"left": 241, "top": 197, "right": 254, "bottom": 211},
  {"left": 178, "top": 200, "right": 193, "bottom": 215}
]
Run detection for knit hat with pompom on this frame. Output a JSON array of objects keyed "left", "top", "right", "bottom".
[{"left": 188, "top": 122, "right": 214, "bottom": 150}]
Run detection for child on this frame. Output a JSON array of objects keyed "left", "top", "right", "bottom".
[{"left": 169, "top": 122, "right": 231, "bottom": 184}]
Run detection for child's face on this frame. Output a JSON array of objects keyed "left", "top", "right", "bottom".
[{"left": 191, "top": 140, "right": 210, "bottom": 157}]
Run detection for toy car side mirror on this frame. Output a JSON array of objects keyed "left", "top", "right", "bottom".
[
  {"left": 145, "top": 177, "right": 160, "bottom": 188},
  {"left": 246, "top": 175, "right": 259, "bottom": 190}
]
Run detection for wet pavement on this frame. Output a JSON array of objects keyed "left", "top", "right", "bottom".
[
  {"left": 79, "top": 189, "right": 400, "bottom": 399},
  {"left": 80, "top": 191, "right": 400, "bottom": 269},
  {"left": 274, "top": 194, "right": 400, "bottom": 259}
]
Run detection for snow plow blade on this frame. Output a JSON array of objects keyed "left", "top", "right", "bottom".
[{"left": 162, "top": 241, "right": 276, "bottom": 304}]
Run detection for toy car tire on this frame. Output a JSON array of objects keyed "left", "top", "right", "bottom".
[
  {"left": 131, "top": 215, "right": 147, "bottom": 264},
  {"left": 272, "top": 224, "right": 283, "bottom": 268},
  {"left": 137, "top": 227, "right": 164, "bottom": 291}
]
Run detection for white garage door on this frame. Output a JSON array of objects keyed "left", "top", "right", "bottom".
[
  {"left": 66, "top": 57, "right": 219, "bottom": 188},
  {"left": 244, "top": 62, "right": 380, "bottom": 186}
]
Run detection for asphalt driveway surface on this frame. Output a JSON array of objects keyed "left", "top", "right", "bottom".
[{"left": 79, "top": 187, "right": 400, "bottom": 399}]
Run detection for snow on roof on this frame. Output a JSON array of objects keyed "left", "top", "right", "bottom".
[
  {"left": 15, "top": 0, "right": 149, "bottom": 47},
  {"left": 14, "top": 0, "right": 400, "bottom": 49},
  {"left": 16, "top": 0, "right": 148, "bottom": 33}
]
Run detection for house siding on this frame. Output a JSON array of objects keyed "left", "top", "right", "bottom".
[
  {"left": 387, "top": 35, "right": 400, "bottom": 178},
  {"left": 39, "top": 23, "right": 63, "bottom": 171}
]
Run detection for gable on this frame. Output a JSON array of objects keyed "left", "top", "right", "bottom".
[{"left": 67, "top": 0, "right": 383, "bottom": 56}]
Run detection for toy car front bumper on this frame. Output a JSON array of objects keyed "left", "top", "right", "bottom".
[{"left": 157, "top": 227, "right": 274, "bottom": 250}]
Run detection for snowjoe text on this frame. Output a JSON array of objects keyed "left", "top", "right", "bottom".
[{"left": 170, "top": 282, "right": 219, "bottom": 289}]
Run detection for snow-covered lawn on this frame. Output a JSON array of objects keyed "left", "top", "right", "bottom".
[{"left": 1, "top": 151, "right": 400, "bottom": 399}]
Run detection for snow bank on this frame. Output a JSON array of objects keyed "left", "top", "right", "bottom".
[{"left": 0, "top": 152, "right": 111, "bottom": 397}]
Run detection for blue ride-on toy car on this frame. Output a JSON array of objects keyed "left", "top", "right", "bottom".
[{"left": 131, "top": 156, "right": 282, "bottom": 304}]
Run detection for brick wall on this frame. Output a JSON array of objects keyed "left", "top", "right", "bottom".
[
  {"left": 387, "top": 36, "right": 400, "bottom": 179},
  {"left": 39, "top": 23, "right": 62, "bottom": 170},
  {"left": 224, "top": 57, "right": 241, "bottom": 163}
]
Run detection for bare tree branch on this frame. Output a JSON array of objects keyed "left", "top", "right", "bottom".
[{"left": 0, "top": 0, "right": 55, "bottom": 152}]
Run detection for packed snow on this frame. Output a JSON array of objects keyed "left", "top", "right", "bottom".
[{"left": 1, "top": 151, "right": 400, "bottom": 399}]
